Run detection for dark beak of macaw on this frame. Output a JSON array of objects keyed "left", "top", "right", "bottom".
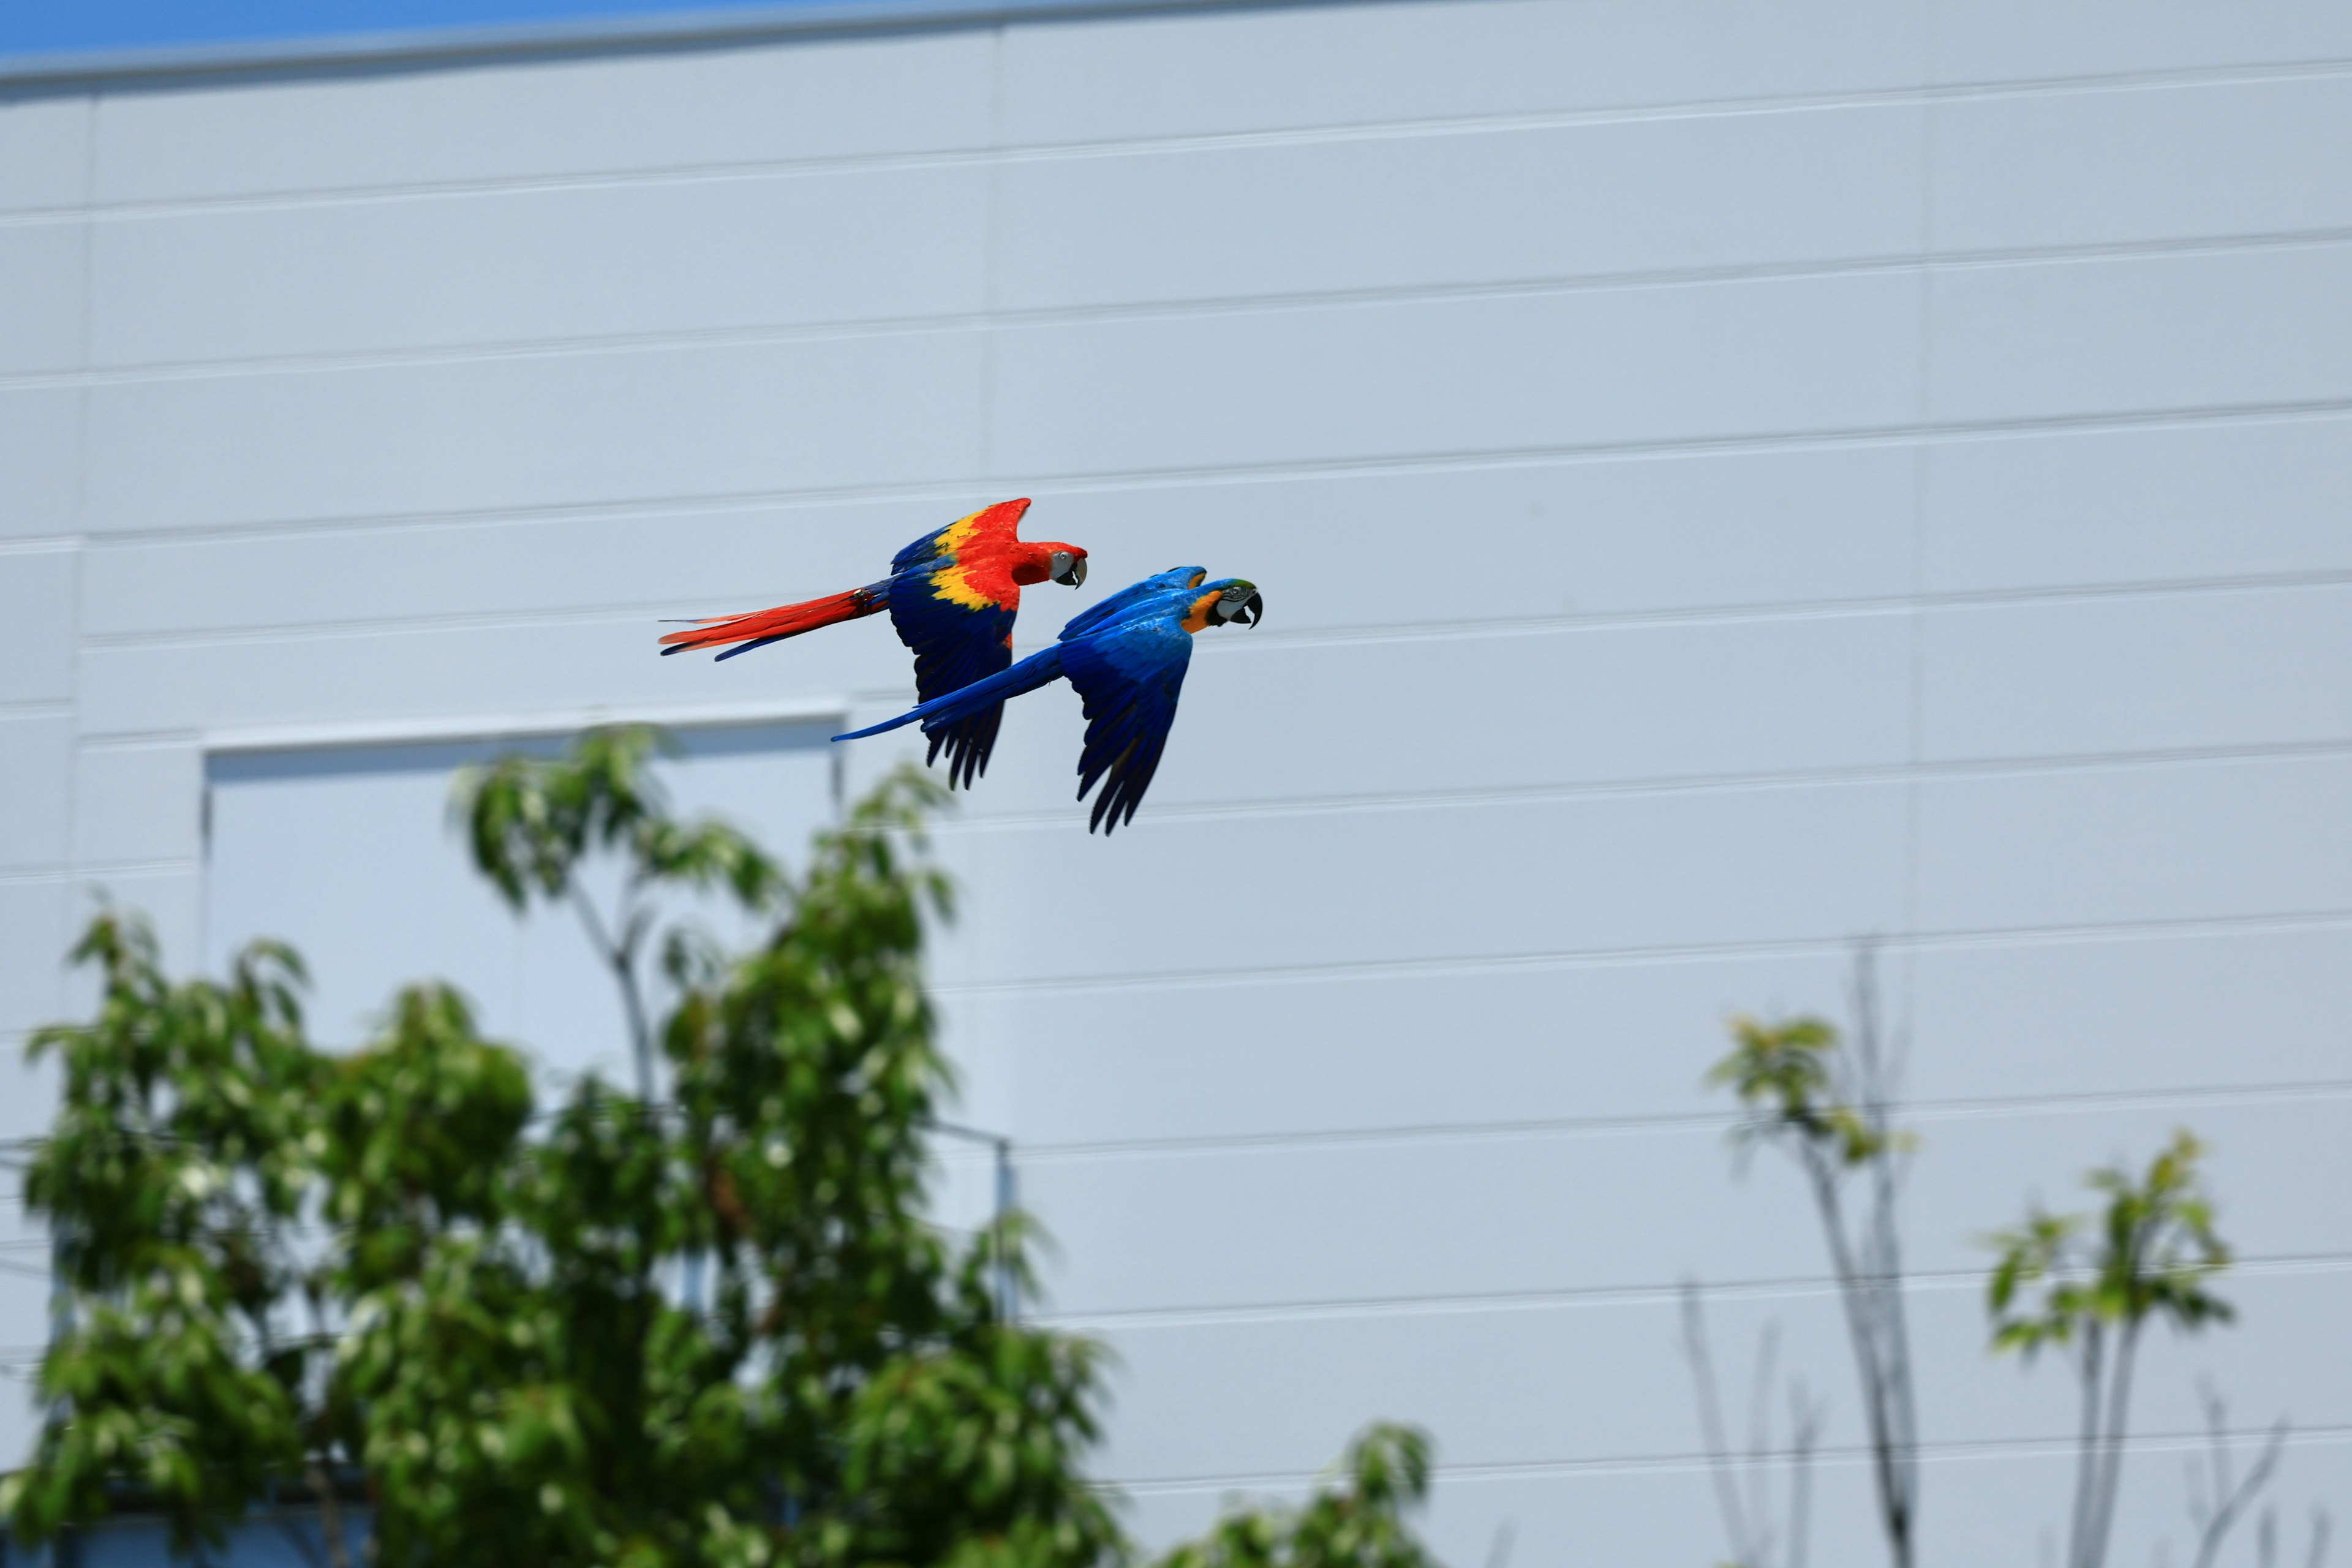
[
  {"left": 1051, "top": 550, "right": 1088, "bottom": 588},
  {"left": 1210, "top": 582, "right": 1263, "bottom": 627}
]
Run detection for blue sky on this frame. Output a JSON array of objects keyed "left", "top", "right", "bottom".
[{"left": 0, "top": 0, "right": 820, "bottom": 58}]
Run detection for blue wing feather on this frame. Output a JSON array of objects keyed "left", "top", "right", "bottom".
[
  {"left": 1058, "top": 567, "right": 1205, "bottom": 644},
  {"left": 835, "top": 573, "right": 1207, "bottom": 836},
  {"left": 887, "top": 573, "right": 1014, "bottom": 788},
  {"left": 1060, "top": 617, "right": 1194, "bottom": 835},
  {"left": 889, "top": 521, "right": 954, "bottom": 576},
  {"left": 886, "top": 510, "right": 1019, "bottom": 788},
  {"left": 834, "top": 644, "right": 1067, "bottom": 743}
]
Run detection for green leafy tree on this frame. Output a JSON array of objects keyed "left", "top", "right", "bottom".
[
  {"left": 0, "top": 915, "right": 318, "bottom": 1558},
  {"left": 6, "top": 734, "right": 1120, "bottom": 1567},
  {"left": 9, "top": 726, "right": 1437, "bottom": 1568},
  {"left": 457, "top": 725, "right": 784, "bottom": 1101},
  {"left": 1155, "top": 1425, "right": 1442, "bottom": 1568},
  {"left": 1708, "top": 952, "right": 1918, "bottom": 1568},
  {"left": 1983, "top": 1128, "right": 2236, "bottom": 1568}
]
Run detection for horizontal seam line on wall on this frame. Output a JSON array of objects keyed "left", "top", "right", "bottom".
[
  {"left": 930, "top": 736, "right": 2352, "bottom": 837},
  {"left": 6, "top": 51, "right": 2351, "bottom": 219},
  {"left": 1107, "top": 1422, "right": 2352, "bottom": 1495},
  {"left": 1041, "top": 1255, "right": 2352, "bottom": 1335},
  {"left": 0, "top": 1256, "right": 2330, "bottom": 1339},
  {"left": 42, "top": 394, "right": 2352, "bottom": 543},
  {"left": 0, "top": 859, "right": 198, "bottom": 888},
  {"left": 55, "top": 734, "right": 2352, "bottom": 818},
  {"left": 1009, "top": 1081, "right": 2352, "bottom": 1164},
  {"left": 66, "top": 562, "right": 2352, "bottom": 654},
  {"left": 929, "top": 907, "right": 2352, "bottom": 997},
  {"left": 6, "top": 225, "right": 2351, "bottom": 390}
]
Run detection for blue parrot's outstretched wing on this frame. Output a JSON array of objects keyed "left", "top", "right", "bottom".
[
  {"left": 1058, "top": 567, "right": 1205, "bottom": 644},
  {"left": 834, "top": 644, "right": 1068, "bottom": 744},
  {"left": 1060, "top": 618, "right": 1195, "bottom": 835}
]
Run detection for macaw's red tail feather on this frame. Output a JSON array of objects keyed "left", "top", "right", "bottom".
[{"left": 658, "top": 583, "right": 888, "bottom": 657}]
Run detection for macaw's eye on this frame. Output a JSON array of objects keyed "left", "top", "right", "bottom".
[{"left": 1052, "top": 551, "right": 1087, "bottom": 587}]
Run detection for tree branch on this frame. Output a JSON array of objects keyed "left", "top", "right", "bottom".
[{"left": 2185, "top": 1385, "right": 2284, "bottom": 1568}]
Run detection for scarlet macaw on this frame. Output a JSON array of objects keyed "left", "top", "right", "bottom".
[
  {"left": 658, "top": 498, "right": 1088, "bottom": 787},
  {"left": 834, "top": 570, "right": 1263, "bottom": 834}
]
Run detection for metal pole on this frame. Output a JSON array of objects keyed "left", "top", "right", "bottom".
[
  {"left": 992, "top": 1136, "right": 1017, "bottom": 1324},
  {"left": 924, "top": 1118, "right": 1018, "bottom": 1324}
]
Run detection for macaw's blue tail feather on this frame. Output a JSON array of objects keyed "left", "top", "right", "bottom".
[{"left": 832, "top": 644, "right": 1067, "bottom": 743}]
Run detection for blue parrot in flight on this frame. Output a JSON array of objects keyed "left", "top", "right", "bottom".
[{"left": 834, "top": 568, "right": 1264, "bottom": 834}]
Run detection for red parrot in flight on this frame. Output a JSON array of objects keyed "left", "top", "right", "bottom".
[{"left": 658, "top": 499, "right": 1088, "bottom": 788}]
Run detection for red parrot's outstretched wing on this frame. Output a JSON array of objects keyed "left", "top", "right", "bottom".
[{"left": 886, "top": 499, "right": 1032, "bottom": 788}]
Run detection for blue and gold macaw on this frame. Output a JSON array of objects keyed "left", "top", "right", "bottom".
[
  {"left": 658, "top": 498, "right": 1089, "bottom": 788},
  {"left": 834, "top": 568, "right": 1264, "bottom": 834}
]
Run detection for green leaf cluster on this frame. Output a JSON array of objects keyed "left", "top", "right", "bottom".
[
  {"left": 1983, "top": 1128, "right": 2234, "bottom": 1360},
  {"left": 1709, "top": 1015, "right": 1908, "bottom": 1169},
  {"left": 461, "top": 727, "right": 785, "bottom": 918},
  {"left": 1155, "top": 1425, "right": 1439, "bottom": 1568}
]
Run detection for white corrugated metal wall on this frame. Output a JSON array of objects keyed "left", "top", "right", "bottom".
[{"left": 2, "top": 1, "right": 2350, "bottom": 1559}]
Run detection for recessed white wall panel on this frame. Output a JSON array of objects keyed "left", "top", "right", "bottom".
[
  {"left": 0, "top": 1052, "right": 62, "bottom": 1167},
  {"left": 0, "top": 715, "right": 70, "bottom": 870},
  {"left": 0, "top": 388, "right": 80, "bottom": 541},
  {"left": 1920, "top": 582, "right": 2352, "bottom": 763},
  {"left": 0, "top": 92, "right": 89, "bottom": 214},
  {"left": 1903, "top": 1095, "right": 2352, "bottom": 1268},
  {"left": 959, "top": 608, "right": 1914, "bottom": 813},
  {"left": 89, "top": 162, "right": 992, "bottom": 367},
  {"left": 989, "top": 271, "right": 1923, "bottom": 478},
  {"left": 0, "top": 220, "right": 83, "bottom": 374},
  {"left": 1915, "top": 754, "right": 2352, "bottom": 935},
  {"left": 80, "top": 328, "right": 990, "bottom": 532},
  {"left": 1920, "top": 416, "right": 2352, "bottom": 595},
  {"left": 1929, "top": 243, "right": 2352, "bottom": 425},
  {"left": 76, "top": 616, "right": 870, "bottom": 738},
  {"left": 1931, "top": 0, "right": 2352, "bottom": 86},
  {"left": 949, "top": 947, "right": 1856, "bottom": 1148},
  {"left": 78, "top": 444, "right": 1921, "bottom": 642},
  {"left": 1020, "top": 1094, "right": 2352, "bottom": 1314},
  {"left": 1117, "top": 1343, "right": 2348, "bottom": 1568},
  {"left": 996, "top": 102, "right": 1924, "bottom": 312},
  {"left": 1038, "top": 444, "right": 1921, "bottom": 627},
  {"left": 0, "top": 878, "right": 67, "bottom": 1036},
  {"left": 89, "top": 33, "right": 996, "bottom": 204},
  {"left": 0, "top": 1266, "right": 55, "bottom": 1459},
  {"left": 931, "top": 781, "right": 1910, "bottom": 987},
  {"left": 1907, "top": 924, "right": 2352, "bottom": 1102},
  {"left": 1934, "top": 75, "right": 2352, "bottom": 255},
  {"left": 0, "top": 545, "right": 75, "bottom": 701},
  {"left": 203, "top": 723, "right": 834, "bottom": 1072},
  {"left": 960, "top": 922, "right": 2352, "bottom": 1155},
  {"left": 999, "top": 0, "right": 1930, "bottom": 146},
  {"left": 75, "top": 494, "right": 965, "bottom": 641},
  {"left": 1125, "top": 1463, "right": 1895, "bottom": 1568},
  {"left": 1084, "top": 1270, "right": 2351, "bottom": 1478}
]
